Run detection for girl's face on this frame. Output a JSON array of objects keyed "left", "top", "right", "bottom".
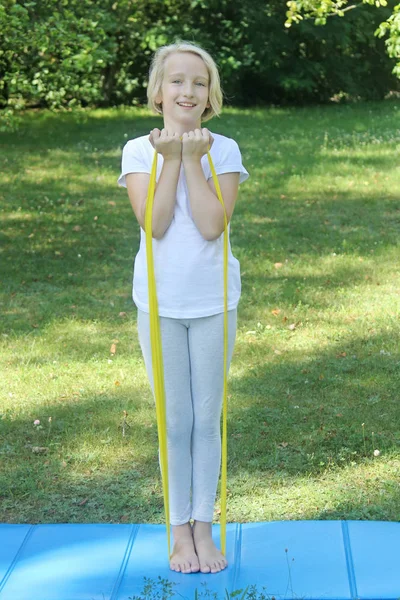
[{"left": 156, "top": 52, "right": 210, "bottom": 131}]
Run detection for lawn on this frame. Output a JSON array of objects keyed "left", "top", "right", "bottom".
[{"left": 0, "top": 101, "right": 399, "bottom": 526}]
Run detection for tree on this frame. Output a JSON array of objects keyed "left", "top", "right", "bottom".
[{"left": 285, "top": 0, "right": 400, "bottom": 78}]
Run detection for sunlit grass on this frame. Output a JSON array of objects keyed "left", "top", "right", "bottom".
[{"left": 0, "top": 101, "right": 399, "bottom": 525}]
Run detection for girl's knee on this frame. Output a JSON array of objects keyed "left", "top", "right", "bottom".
[
  {"left": 167, "top": 417, "right": 192, "bottom": 445},
  {"left": 193, "top": 414, "right": 220, "bottom": 440}
]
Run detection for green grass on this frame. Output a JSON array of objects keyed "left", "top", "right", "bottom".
[{"left": 0, "top": 102, "right": 399, "bottom": 527}]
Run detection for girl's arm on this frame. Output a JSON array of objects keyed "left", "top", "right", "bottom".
[
  {"left": 126, "top": 129, "right": 181, "bottom": 239},
  {"left": 182, "top": 129, "right": 240, "bottom": 241},
  {"left": 183, "top": 161, "right": 239, "bottom": 241}
]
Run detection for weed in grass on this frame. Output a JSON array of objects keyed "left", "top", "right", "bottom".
[
  {"left": 128, "top": 578, "right": 304, "bottom": 600},
  {"left": 129, "top": 576, "right": 177, "bottom": 600},
  {"left": 127, "top": 546, "right": 300, "bottom": 600},
  {"left": 129, "top": 580, "right": 265, "bottom": 600}
]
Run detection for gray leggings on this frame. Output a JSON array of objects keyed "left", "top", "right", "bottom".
[{"left": 137, "top": 308, "right": 237, "bottom": 526}]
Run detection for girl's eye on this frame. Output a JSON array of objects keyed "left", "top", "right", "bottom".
[
  {"left": 196, "top": 82, "right": 206, "bottom": 86},
  {"left": 172, "top": 80, "right": 182, "bottom": 84}
]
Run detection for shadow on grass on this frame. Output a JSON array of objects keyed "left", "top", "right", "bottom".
[
  {"left": 1, "top": 104, "right": 399, "bottom": 523},
  {"left": 2, "top": 181, "right": 399, "bottom": 334},
  {"left": 1, "top": 325, "right": 398, "bottom": 523}
]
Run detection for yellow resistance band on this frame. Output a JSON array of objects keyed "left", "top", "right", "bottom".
[{"left": 145, "top": 149, "right": 229, "bottom": 559}]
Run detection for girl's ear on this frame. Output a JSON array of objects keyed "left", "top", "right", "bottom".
[{"left": 155, "top": 94, "right": 163, "bottom": 113}]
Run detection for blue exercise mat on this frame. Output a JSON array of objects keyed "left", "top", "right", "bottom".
[{"left": 0, "top": 521, "right": 399, "bottom": 599}]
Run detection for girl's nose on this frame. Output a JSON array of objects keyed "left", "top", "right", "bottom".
[{"left": 183, "top": 84, "right": 195, "bottom": 97}]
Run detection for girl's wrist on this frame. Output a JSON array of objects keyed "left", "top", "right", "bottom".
[
  {"left": 162, "top": 155, "right": 181, "bottom": 163},
  {"left": 182, "top": 155, "right": 203, "bottom": 165}
]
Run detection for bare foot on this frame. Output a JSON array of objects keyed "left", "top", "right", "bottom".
[
  {"left": 192, "top": 520, "right": 228, "bottom": 574},
  {"left": 170, "top": 523, "right": 200, "bottom": 574}
]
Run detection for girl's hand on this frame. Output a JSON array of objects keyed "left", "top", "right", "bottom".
[
  {"left": 149, "top": 128, "right": 182, "bottom": 160},
  {"left": 182, "top": 128, "right": 214, "bottom": 162}
]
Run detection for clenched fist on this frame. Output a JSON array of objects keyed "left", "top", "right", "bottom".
[
  {"left": 149, "top": 128, "right": 182, "bottom": 160},
  {"left": 182, "top": 128, "right": 214, "bottom": 162}
]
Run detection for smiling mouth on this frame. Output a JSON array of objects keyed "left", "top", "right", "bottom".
[{"left": 177, "top": 102, "right": 197, "bottom": 108}]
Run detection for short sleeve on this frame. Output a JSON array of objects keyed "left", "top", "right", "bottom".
[
  {"left": 117, "top": 138, "right": 151, "bottom": 188},
  {"left": 209, "top": 137, "right": 249, "bottom": 184}
]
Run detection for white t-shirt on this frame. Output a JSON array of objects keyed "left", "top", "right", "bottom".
[{"left": 117, "top": 132, "right": 249, "bottom": 318}]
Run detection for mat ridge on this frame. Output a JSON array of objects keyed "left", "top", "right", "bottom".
[
  {"left": 109, "top": 524, "right": 140, "bottom": 600},
  {"left": 341, "top": 521, "right": 358, "bottom": 600},
  {"left": 231, "top": 523, "right": 242, "bottom": 593},
  {"left": 0, "top": 525, "right": 35, "bottom": 595}
]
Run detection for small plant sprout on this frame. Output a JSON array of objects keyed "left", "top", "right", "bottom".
[
  {"left": 47, "top": 416, "right": 52, "bottom": 444},
  {"left": 362, "top": 423, "right": 367, "bottom": 456},
  {"left": 284, "top": 548, "right": 295, "bottom": 599},
  {"left": 119, "top": 410, "right": 131, "bottom": 437}
]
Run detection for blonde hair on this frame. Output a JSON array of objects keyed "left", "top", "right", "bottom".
[{"left": 147, "top": 41, "right": 223, "bottom": 122}]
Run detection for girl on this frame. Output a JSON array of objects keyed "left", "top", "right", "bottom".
[{"left": 118, "top": 41, "right": 249, "bottom": 575}]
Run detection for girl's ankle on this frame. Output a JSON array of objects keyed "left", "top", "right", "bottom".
[
  {"left": 172, "top": 522, "right": 192, "bottom": 537},
  {"left": 192, "top": 520, "right": 212, "bottom": 535}
]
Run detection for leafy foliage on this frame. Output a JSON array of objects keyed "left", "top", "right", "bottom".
[
  {"left": 285, "top": 0, "right": 400, "bottom": 77},
  {"left": 0, "top": 0, "right": 399, "bottom": 112}
]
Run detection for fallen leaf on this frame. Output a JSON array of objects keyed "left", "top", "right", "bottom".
[
  {"left": 78, "top": 498, "right": 88, "bottom": 506},
  {"left": 278, "top": 442, "right": 288, "bottom": 448},
  {"left": 336, "top": 352, "right": 347, "bottom": 358},
  {"left": 115, "top": 380, "right": 120, "bottom": 386},
  {"left": 31, "top": 446, "right": 48, "bottom": 453},
  {"left": 271, "top": 309, "right": 281, "bottom": 316},
  {"left": 110, "top": 343, "right": 117, "bottom": 355},
  {"left": 73, "top": 225, "right": 81, "bottom": 232},
  {"left": 119, "top": 312, "right": 127, "bottom": 318},
  {"left": 108, "top": 201, "right": 116, "bottom": 207},
  {"left": 274, "top": 262, "right": 283, "bottom": 268},
  {"left": 288, "top": 323, "right": 296, "bottom": 330}
]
